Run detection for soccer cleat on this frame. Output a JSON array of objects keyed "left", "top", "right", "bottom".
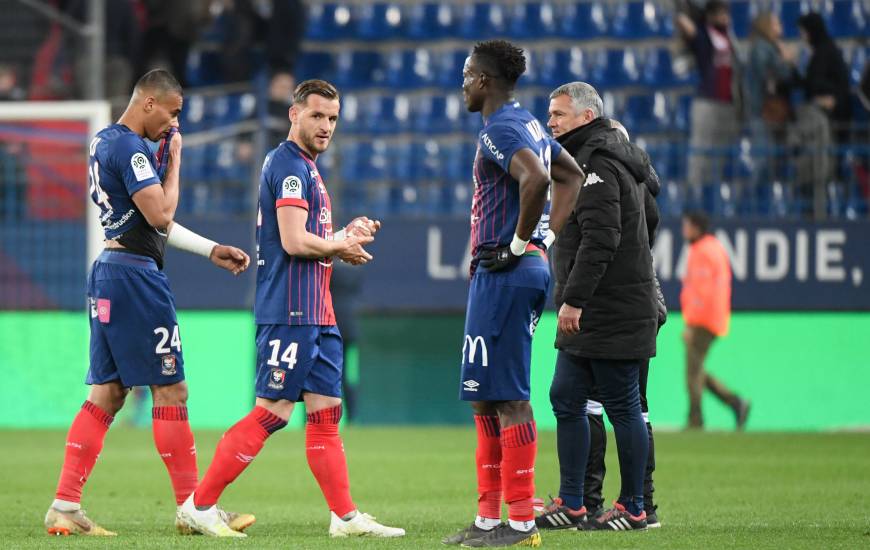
[
  {"left": 175, "top": 506, "right": 256, "bottom": 535},
  {"left": 328, "top": 511, "right": 405, "bottom": 538},
  {"left": 534, "top": 496, "right": 586, "bottom": 530},
  {"left": 735, "top": 399, "right": 751, "bottom": 431},
  {"left": 584, "top": 502, "right": 647, "bottom": 531},
  {"left": 442, "top": 522, "right": 496, "bottom": 545},
  {"left": 645, "top": 506, "right": 661, "bottom": 529},
  {"left": 460, "top": 523, "right": 541, "bottom": 547},
  {"left": 176, "top": 494, "right": 246, "bottom": 537},
  {"left": 45, "top": 507, "right": 116, "bottom": 536}
]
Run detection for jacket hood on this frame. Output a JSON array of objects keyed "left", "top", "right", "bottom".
[{"left": 555, "top": 117, "right": 660, "bottom": 197}]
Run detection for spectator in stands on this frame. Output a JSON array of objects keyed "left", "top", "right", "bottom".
[
  {"left": 680, "top": 211, "right": 750, "bottom": 430},
  {"left": 792, "top": 12, "right": 852, "bottom": 218},
  {"left": 743, "top": 12, "right": 795, "bottom": 188},
  {"left": 676, "top": 0, "right": 743, "bottom": 196},
  {"left": 0, "top": 64, "right": 25, "bottom": 101}
]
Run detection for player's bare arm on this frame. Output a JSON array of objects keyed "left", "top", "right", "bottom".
[
  {"left": 509, "top": 148, "right": 552, "bottom": 241},
  {"left": 277, "top": 205, "right": 373, "bottom": 263},
  {"left": 548, "top": 148, "right": 583, "bottom": 235}
]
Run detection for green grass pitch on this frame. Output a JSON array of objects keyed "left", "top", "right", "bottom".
[{"left": 3, "top": 427, "right": 869, "bottom": 549}]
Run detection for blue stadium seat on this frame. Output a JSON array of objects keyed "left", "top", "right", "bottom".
[
  {"left": 459, "top": 2, "right": 508, "bottom": 39},
  {"left": 557, "top": 1, "right": 607, "bottom": 38},
  {"left": 389, "top": 142, "right": 416, "bottom": 183},
  {"left": 332, "top": 51, "right": 379, "bottom": 90},
  {"left": 622, "top": 93, "right": 671, "bottom": 134},
  {"left": 612, "top": 1, "right": 660, "bottom": 39},
  {"left": 414, "top": 140, "right": 442, "bottom": 182},
  {"left": 307, "top": 3, "right": 354, "bottom": 40},
  {"left": 357, "top": 95, "right": 399, "bottom": 135},
  {"left": 656, "top": 0, "right": 675, "bottom": 37},
  {"left": 405, "top": 2, "right": 456, "bottom": 39},
  {"left": 180, "top": 94, "right": 207, "bottom": 133},
  {"left": 850, "top": 47, "right": 868, "bottom": 86},
  {"left": 827, "top": 181, "right": 847, "bottom": 218},
  {"left": 729, "top": 0, "right": 751, "bottom": 38},
  {"left": 642, "top": 48, "right": 676, "bottom": 87},
  {"left": 355, "top": 3, "right": 404, "bottom": 41},
  {"left": 673, "top": 94, "right": 693, "bottom": 132},
  {"left": 552, "top": 47, "right": 588, "bottom": 85},
  {"left": 413, "top": 93, "right": 462, "bottom": 134},
  {"left": 435, "top": 49, "right": 468, "bottom": 89},
  {"left": 846, "top": 183, "right": 869, "bottom": 220},
  {"left": 826, "top": 0, "right": 866, "bottom": 38},
  {"left": 590, "top": 49, "right": 641, "bottom": 88},
  {"left": 295, "top": 51, "right": 335, "bottom": 82},
  {"left": 185, "top": 50, "right": 222, "bottom": 87},
  {"left": 180, "top": 144, "right": 207, "bottom": 184},
  {"left": 509, "top": 2, "right": 557, "bottom": 39},
  {"left": 375, "top": 50, "right": 428, "bottom": 90}
]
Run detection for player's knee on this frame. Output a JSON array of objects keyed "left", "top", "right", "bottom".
[
  {"left": 150, "top": 382, "right": 188, "bottom": 406},
  {"left": 87, "top": 382, "right": 129, "bottom": 415},
  {"left": 495, "top": 400, "right": 533, "bottom": 426},
  {"left": 470, "top": 401, "right": 497, "bottom": 416}
]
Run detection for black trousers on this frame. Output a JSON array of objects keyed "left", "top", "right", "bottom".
[{"left": 583, "top": 359, "right": 656, "bottom": 513}]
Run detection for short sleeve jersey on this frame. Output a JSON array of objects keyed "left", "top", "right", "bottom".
[
  {"left": 255, "top": 140, "right": 336, "bottom": 326},
  {"left": 88, "top": 124, "right": 161, "bottom": 240},
  {"left": 470, "top": 102, "right": 562, "bottom": 258}
]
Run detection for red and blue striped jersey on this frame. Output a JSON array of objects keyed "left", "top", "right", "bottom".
[
  {"left": 255, "top": 140, "right": 336, "bottom": 326},
  {"left": 470, "top": 102, "right": 562, "bottom": 259}
]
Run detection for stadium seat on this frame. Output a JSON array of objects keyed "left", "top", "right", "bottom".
[
  {"left": 185, "top": 50, "right": 222, "bottom": 87},
  {"left": 358, "top": 95, "right": 399, "bottom": 135},
  {"left": 826, "top": 0, "right": 866, "bottom": 38},
  {"left": 459, "top": 2, "right": 508, "bottom": 39},
  {"left": 642, "top": 48, "right": 676, "bottom": 87},
  {"left": 435, "top": 49, "right": 468, "bottom": 89},
  {"left": 355, "top": 2, "right": 404, "bottom": 41},
  {"left": 850, "top": 47, "right": 868, "bottom": 86},
  {"left": 508, "top": 1, "right": 557, "bottom": 39},
  {"left": 305, "top": 3, "right": 354, "bottom": 40},
  {"left": 622, "top": 93, "right": 671, "bottom": 134},
  {"left": 557, "top": 1, "right": 607, "bottom": 38},
  {"left": 295, "top": 51, "right": 335, "bottom": 82},
  {"left": 376, "top": 49, "right": 432, "bottom": 90},
  {"left": 405, "top": 2, "right": 456, "bottom": 39},
  {"left": 590, "top": 49, "right": 641, "bottom": 88},
  {"left": 673, "top": 94, "right": 693, "bottom": 132},
  {"left": 332, "top": 50, "right": 380, "bottom": 90},
  {"left": 729, "top": 0, "right": 751, "bottom": 38},
  {"left": 553, "top": 47, "right": 588, "bottom": 85},
  {"left": 413, "top": 93, "right": 462, "bottom": 134},
  {"left": 612, "top": 1, "right": 660, "bottom": 39},
  {"left": 827, "top": 181, "right": 847, "bottom": 218},
  {"left": 846, "top": 183, "right": 869, "bottom": 220},
  {"left": 656, "top": 0, "right": 675, "bottom": 37},
  {"left": 180, "top": 94, "right": 207, "bottom": 133}
]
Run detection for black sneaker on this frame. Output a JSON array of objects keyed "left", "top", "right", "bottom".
[
  {"left": 534, "top": 497, "right": 587, "bottom": 530},
  {"left": 442, "top": 522, "right": 495, "bottom": 545},
  {"left": 584, "top": 503, "right": 647, "bottom": 531},
  {"left": 645, "top": 505, "right": 661, "bottom": 529},
  {"left": 735, "top": 399, "right": 751, "bottom": 430},
  {"left": 460, "top": 523, "right": 541, "bottom": 547}
]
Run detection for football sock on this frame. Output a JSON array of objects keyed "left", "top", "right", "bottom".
[
  {"left": 306, "top": 405, "right": 355, "bottom": 518},
  {"left": 474, "top": 415, "right": 502, "bottom": 521},
  {"left": 508, "top": 519, "right": 535, "bottom": 532},
  {"left": 474, "top": 516, "right": 501, "bottom": 530},
  {"left": 54, "top": 401, "right": 113, "bottom": 503},
  {"left": 501, "top": 421, "right": 537, "bottom": 524},
  {"left": 194, "top": 406, "right": 286, "bottom": 508},
  {"left": 152, "top": 406, "right": 198, "bottom": 505}
]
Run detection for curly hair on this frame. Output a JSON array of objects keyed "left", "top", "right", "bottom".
[{"left": 472, "top": 40, "right": 526, "bottom": 85}]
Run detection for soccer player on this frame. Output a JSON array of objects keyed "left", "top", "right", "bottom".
[
  {"left": 442, "top": 41, "right": 583, "bottom": 548},
  {"left": 178, "top": 79, "right": 404, "bottom": 539},
  {"left": 44, "top": 69, "right": 252, "bottom": 536}
]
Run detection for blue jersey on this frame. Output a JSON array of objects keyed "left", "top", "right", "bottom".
[
  {"left": 470, "top": 102, "right": 562, "bottom": 258},
  {"left": 255, "top": 141, "right": 335, "bottom": 326},
  {"left": 88, "top": 124, "right": 161, "bottom": 240}
]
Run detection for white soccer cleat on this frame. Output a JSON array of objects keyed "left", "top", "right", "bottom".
[
  {"left": 328, "top": 511, "right": 405, "bottom": 538},
  {"left": 177, "top": 494, "right": 246, "bottom": 538}
]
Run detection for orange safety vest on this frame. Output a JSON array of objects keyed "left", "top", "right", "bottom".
[{"left": 680, "top": 234, "right": 732, "bottom": 336}]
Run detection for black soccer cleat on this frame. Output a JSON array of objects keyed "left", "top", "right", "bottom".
[
  {"left": 442, "top": 522, "right": 496, "bottom": 545},
  {"left": 584, "top": 502, "right": 647, "bottom": 531},
  {"left": 460, "top": 523, "right": 541, "bottom": 547},
  {"left": 645, "top": 505, "right": 661, "bottom": 529},
  {"left": 534, "top": 497, "right": 587, "bottom": 530},
  {"left": 735, "top": 399, "right": 751, "bottom": 431}
]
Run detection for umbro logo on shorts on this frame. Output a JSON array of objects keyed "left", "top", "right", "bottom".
[{"left": 463, "top": 380, "right": 480, "bottom": 392}]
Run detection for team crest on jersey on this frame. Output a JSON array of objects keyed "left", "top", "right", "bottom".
[
  {"left": 282, "top": 176, "right": 303, "bottom": 199},
  {"left": 161, "top": 354, "right": 177, "bottom": 376},
  {"left": 267, "top": 368, "right": 285, "bottom": 390},
  {"left": 131, "top": 152, "right": 155, "bottom": 182}
]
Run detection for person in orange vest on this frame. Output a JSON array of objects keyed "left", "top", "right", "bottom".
[{"left": 680, "top": 211, "right": 750, "bottom": 430}]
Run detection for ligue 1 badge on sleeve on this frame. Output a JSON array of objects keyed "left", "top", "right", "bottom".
[
  {"left": 268, "top": 368, "right": 286, "bottom": 390},
  {"left": 161, "top": 354, "right": 177, "bottom": 376}
]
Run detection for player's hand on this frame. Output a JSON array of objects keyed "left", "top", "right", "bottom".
[
  {"left": 337, "top": 234, "right": 374, "bottom": 265},
  {"left": 168, "top": 128, "right": 182, "bottom": 168},
  {"left": 557, "top": 303, "right": 582, "bottom": 335},
  {"left": 346, "top": 216, "right": 381, "bottom": 238},
  {"left": 209, "top": 244, "right": 250, "bottom": 275},
  {"left": 476, "top": 245, "right": 521, "bottom": 271}
]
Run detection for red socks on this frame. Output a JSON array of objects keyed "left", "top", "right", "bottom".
[
  {"left": 54, "top": 401, "right": 113, "bottom": 503},
  {"left": 194, "top": 406, "right": 286, "bottom": 507},
  {"left": 152, "top": 406, "right": 198, "bottom": 505},
  {"left": 306, "top": 405, "right": 355, "bottom": 517},
  {"left": 501, "top": 421, "right": 537, "bottom": 522},
  {"left": 474, "top": 415, "right": 502, "bottom": 519}
]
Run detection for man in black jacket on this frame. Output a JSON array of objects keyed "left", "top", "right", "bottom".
[{"left": 538, "top": 82, "right": 657, "bottom": 531}]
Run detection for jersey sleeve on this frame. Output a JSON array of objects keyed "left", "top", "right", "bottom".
[
  {"left": 479, "top": 122, "right": 527, "bottom": 173},
  {"left": 271, "top": 159, "right": 312, "bottom": 210},
  {"left": 114, "top": 134, "right": 161, "bottom": 195}
]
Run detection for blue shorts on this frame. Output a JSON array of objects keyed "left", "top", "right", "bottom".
[
  {"left": 459, "top": 254, "right": 550, "bottom": 401},
  {"left": 255, "top": 324, "right": 343, "bottom": 401},
  {"left": 87, "top": 250, "right": 184, "bottom": 387}
]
